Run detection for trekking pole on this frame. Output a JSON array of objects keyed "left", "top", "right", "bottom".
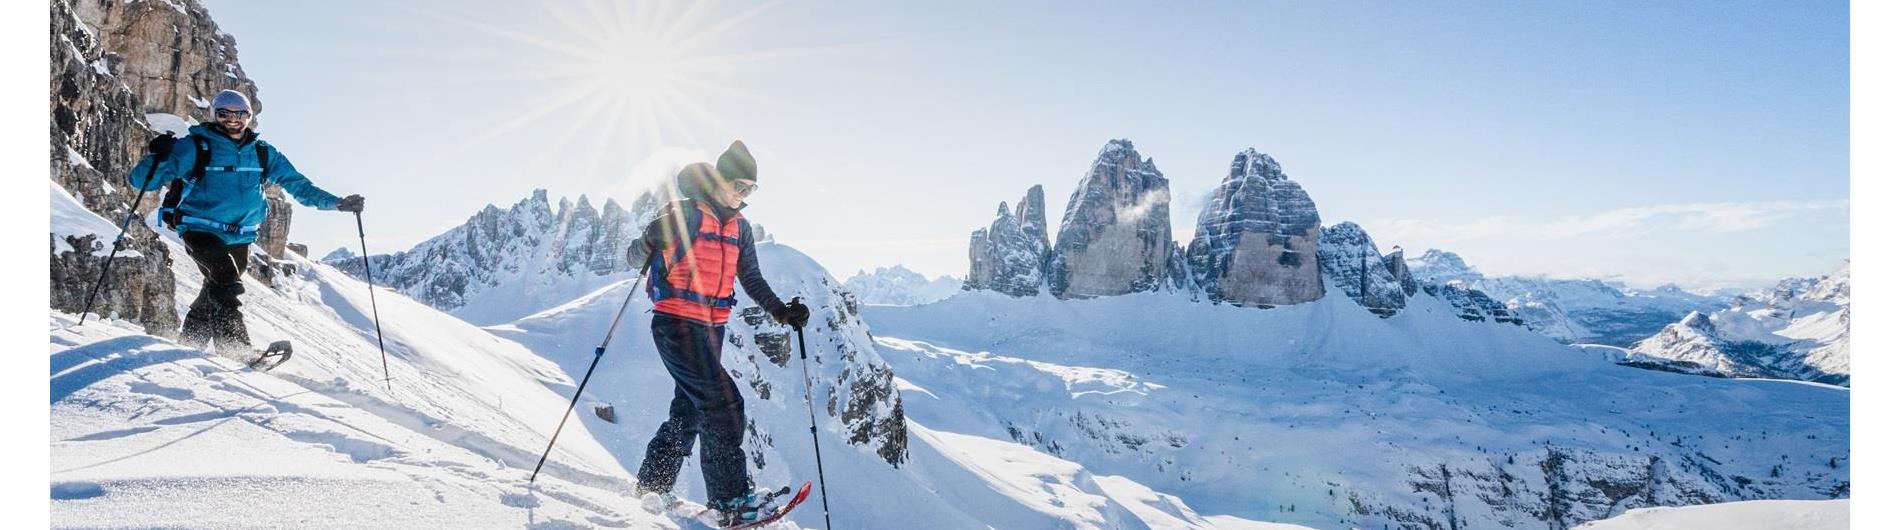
[
  {"left": 530, "top": 273, "right": 644, "bottom": 484},
  {"left": 74, "top": 151, "right": 164, "bottom": 328},
  {"left": 354, "top": 211, "right": 391, "bottom": 390},
  {"left": 792, "top": 300, "right": 834, "bottom": 530}
]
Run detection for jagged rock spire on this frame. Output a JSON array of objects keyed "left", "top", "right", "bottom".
[
  {"left": 1047, "top": 139, "right": 1179, "bottom": 298},
  {"left": 1184, "top": 147, "right": 1324, "bottom": 307}
]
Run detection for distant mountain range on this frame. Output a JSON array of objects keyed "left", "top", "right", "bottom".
[{"left": 842, "top": 265, "right": 961, "bottom": 306}]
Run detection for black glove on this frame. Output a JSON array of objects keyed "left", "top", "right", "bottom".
[
  {"left": 335, "top": 194, "right": 365, "bottom": 213},
  {"left": 147, "top": 134, "right": 175, "bottom": 161},
  {"left": 772, "top": 299, "right": 811, "bottom": 328}
]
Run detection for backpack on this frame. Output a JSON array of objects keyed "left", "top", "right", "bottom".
[{"left": 157, "top": 134, "right": 270, "bottom": 229}]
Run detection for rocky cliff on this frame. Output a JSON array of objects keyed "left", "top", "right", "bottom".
[
  {"left": 965, "top": 188, "right": 1048, "bottom": 297},
  {"left": 1047, "top": 140, "right": 1183, "bottom": 298},
  {"left": 1184, "top": 148, "right": 1325, "bottom": 307},
  {"left": 1383, "top": 247, "right": 1420, "bottom": 297},
  {"left": 1317, "top": 222, "right": 1406, "bottom": 317},
  {"left": 50, "top": 0, "right": 279, "bottom": 333},
  {"left": 1015, "top": 184, "right": 1050, "bottom": 256}
]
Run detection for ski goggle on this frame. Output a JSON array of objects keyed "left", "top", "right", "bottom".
[
  {"left": 215, "top": 109, "right": 252, "bottom": 119},
  {"left": 733, "top": 181, "right": 757, "bottom": 195}
]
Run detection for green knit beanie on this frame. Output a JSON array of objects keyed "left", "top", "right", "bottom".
[{"left": 716, "top": 140, "right": 756, "bottom": 183}]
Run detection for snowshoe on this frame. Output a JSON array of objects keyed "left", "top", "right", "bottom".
[
  {"left": 694, "top": 482, "right": 812, "bottom": 529},
  {"left": 247, "top": 340, "right": 293, "bottom": 371}
]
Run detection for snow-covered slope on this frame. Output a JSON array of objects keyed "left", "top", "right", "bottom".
[
  {"left": 1624, "top": 263, "right": 1850, "bottom": 386},
  {"left": 1575, "top": 499, "right": 1847, "bottom": 530},
  {"left": 1409, "top": 249, "right": 1727, "bottom": 345},
  {"left": 51, "top": 314, "right": 653, "bottom": 529},
  {"left": 841, "top": 265, "right": 961, "bottom": 306},
  {"left": 51, "top": 223, "right": 676, "bottom": 527},
  {"left": 862, "top": 289, "right": 1849, "bottom": 529},
  {"left": 486, "top": 243, "right": 1295, "bottom": 529}
]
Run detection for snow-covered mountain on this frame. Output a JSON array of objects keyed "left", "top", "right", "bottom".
[
  {"left": 922, "top": 141, "right": 1844, "bottom": 527},
  {"left": 54, "top": 182, "right": 1305, "bottom": 529},
  {"left": 842, "top": 265, "right": 961, "bottom": 306},
  {"left": 864, "top": 288, "right": 1848, "bottom": 529},
  {"left": 326, "top": 189, "right": 663, "bottom": 325},
  {"left": 1622, "top": 263, "right": 1850, "bottom": 386},
  {"left": 1408, "top": 249, "right": 1728, "bottom": 345}
]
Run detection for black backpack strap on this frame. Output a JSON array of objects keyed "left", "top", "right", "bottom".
[
  {"left": 255, "top": 143, "right": 271, "bottom": 184},
  {"left": 158, "top": 136, "right": 212, "bottom": 229},
  {"left": 188, "top": 135, "right": 211, "bottom": 182}
]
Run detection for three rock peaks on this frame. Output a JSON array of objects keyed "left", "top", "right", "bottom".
[{"left": 967, "top": 139, "right": 1436, "bottom": 318}]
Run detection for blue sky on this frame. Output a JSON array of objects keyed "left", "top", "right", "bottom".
[{"left": 202, "top": 0, "right": 1847, "bottom": 289}]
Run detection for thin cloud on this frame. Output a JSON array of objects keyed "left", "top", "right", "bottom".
[{"left": 1366, "top": 199, "right": 1847, "bottom": 243}]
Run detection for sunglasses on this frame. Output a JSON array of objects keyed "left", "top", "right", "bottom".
[
  {"left": 733, "top": 181, "right": 757, "bottom": 195},
  {"left": 215, "top": 109, "right": 252, "bottom": 119}
]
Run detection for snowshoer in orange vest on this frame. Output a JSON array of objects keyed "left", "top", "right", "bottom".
[{"left": 626, "top": 140, "right": 809, "bottom": 526}]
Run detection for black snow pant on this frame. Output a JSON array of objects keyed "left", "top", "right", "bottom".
[
  {"left": 635, "top": 312, "right": 752, "bottom": 504},
  {"left": 178, "top": 230, "right": 251, "bottom": 355}
]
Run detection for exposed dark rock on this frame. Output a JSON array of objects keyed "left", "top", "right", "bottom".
[
  {"left": 1048, "top": 140, "right": 1178, "bottom": 298},
  {"left": 1184, "top": 148, "right": 1324, "bottom": 307}
]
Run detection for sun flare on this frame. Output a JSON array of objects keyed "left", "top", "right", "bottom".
[{"left": 413, "top": 0, "right": 792, "bottom": 189}]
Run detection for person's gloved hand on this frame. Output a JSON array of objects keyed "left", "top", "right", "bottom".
[
  {"left": 626, "top": 237, "right": 650, "bottom": 269},
  {"left": 772, "top": 298, "right": 811, "bottom": 328},
  {"left": 335, "top": 194, "right": 365, "bottom": 213},
  {"left": 147, "top": 134, "right": 175, "bottom": 161}
]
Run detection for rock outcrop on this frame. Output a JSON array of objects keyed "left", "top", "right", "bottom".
[
  {"left": 1047, "top": 140, "right": 1181, "bottom": 298},
  {"left": 59, "top": 0, "right": 296, "bottom": 259},
  {"left": 1317, "top": 222, "right": 1406, "bottom": 317},
  {"left": 1184, "top": 148, "right": 1324, "bottom": 307},
  {"left": 1421, "top": 282, "right": 1524, "bottom": 325},
  {"left": 1015, "top": 185, "right": 1050, "bottom": 256},
  {"left": 1383, "top": 246, "right": 1419, "bottom": 297},
  {"left": 965, "top": 193, "right": 1047, "bottom": 297}
]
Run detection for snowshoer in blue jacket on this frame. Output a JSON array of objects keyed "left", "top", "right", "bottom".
[{"left": 127, "top": 89, "right": 363, "bottom": 355}]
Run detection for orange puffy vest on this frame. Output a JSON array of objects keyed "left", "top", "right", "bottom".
[{"left": 648, "top": 200, "right": 747, "bottom": 324}]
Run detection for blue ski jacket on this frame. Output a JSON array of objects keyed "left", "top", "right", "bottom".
[{"left": 128, "top": 124, "right": 341, "bottom": 245}]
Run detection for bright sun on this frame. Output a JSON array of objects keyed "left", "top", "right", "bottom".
[{"left": 419, "top": 0, "right": 792, "bottom": 182}]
